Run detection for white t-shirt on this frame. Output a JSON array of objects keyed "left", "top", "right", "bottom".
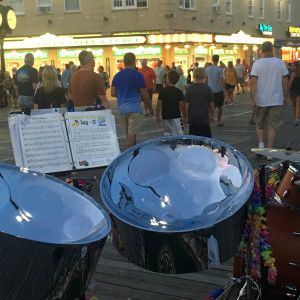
[
  {"left": 154, "top": 66, "right": 165, "bottom": 84},
  {"left": 250, "top": 57, "right": 288, "bottom": 107},
  {"left": 234, "top": 64, "right": 244, "bottom": 78}
]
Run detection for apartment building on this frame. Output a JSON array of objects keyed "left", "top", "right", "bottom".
[{"left": 1, "top": 0, "right": 299, "bottom": 76}]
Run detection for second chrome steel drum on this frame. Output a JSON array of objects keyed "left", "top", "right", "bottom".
[
  {"left": 101, "top": 136, "right": 253, "bottom": 273},
  {"left": 0, "top": 163, "right": 111, "bottom": 300}
]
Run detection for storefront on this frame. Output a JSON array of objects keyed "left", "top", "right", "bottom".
[
  {"left": 214, "top": 30, "right": 274, "bottom": 64},
  {"left": 276, "top": 26, "right": 300, "bottom": 62},
  {"left": 112, "top": 46, "right": 162, "bottom": 73},
  {"left": 3, "top": 33, "right": 148, "bottom": 76}
]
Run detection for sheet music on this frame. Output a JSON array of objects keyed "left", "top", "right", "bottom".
[
  {"left": 8, "top": 115, "right": 24, "bottom": 167},
  {"left": 18, "top": 113, "right": 73, "bottom": 173},
  {"left": 65, "top": 110, "right": 120, "bottom": 169}
]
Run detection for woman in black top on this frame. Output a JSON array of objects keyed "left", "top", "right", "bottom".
[
  {"left": 289, "top": 61, "right": 300, "bottom": 126},
  {"left": 33, "top": 66, "right": 66, "bottom": 109}
]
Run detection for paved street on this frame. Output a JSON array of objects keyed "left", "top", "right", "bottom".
[{"left": 1, "top": 91, "right": 299, "bottom": 169}]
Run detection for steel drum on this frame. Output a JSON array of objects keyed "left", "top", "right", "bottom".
[
  {"left": 101, "top": 136, "right": 253, "bottom": 274},
  {"left": 0, "top": 163, "right": 111, "bottom": 300}
]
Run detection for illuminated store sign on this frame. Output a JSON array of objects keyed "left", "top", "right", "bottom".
[
  {"left": 212, "top": 49, "right": 224, "bottom": 55},
  {"left": 5, "top": 51, "right": 48, "bottom": 60},
  {"left": 225, "top": 49, "right": 238, "bottom": 55},
  {"left": 58, "top": 49, "right": 103, "bottom": 58},
  {"left": 4, "top": 33, "right": 146, "bottom": 50},
  {"left": 258, "top": 24, "right": 273, "bottom": 35},
  {"left": 215, "top": 30, "right": 274, "bottom": 44},
  {"left": 195, "top": 47, "right": 209, "bottom": 55},
  {"left": 288, "top": 26, "right": 300, "bottom": 37},
  {"left": 148, "top": 33, "right": 213, "bottom": 44},
  {"left": 113, "top": 47, "right": 161, "bottom": 56},
  {"left": 174, "top": 47, "right": 189, "bottom": 55}
]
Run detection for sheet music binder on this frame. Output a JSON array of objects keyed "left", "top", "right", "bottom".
[{"left": 8, "top": 110, "right": 120, "bottom": 174}]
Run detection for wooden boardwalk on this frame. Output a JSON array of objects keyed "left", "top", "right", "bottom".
[{"left": 94, "top": 239, "right": 233, "bottom": 300}]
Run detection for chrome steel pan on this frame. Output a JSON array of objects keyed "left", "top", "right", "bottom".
[
  {"left": 101, "top": 136, "right": 253, "bottom": 274},
  {"left": 0, "top": 163, "right": 111, "bottom": 300},
  {"left": 101, "top": 136, "right": 253, "bottom": 273}
]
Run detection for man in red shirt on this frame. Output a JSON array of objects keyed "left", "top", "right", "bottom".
[{"left": 139, "top": 59, "right": 156, "bottom": 116}]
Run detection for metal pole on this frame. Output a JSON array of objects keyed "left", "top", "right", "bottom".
[{"left": 0, "top": 35, "right": 5, "bottom": 73}]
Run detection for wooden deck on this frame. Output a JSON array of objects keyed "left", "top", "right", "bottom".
[{"left": 94, "top": 238, "right": 233, "bottom": 300}]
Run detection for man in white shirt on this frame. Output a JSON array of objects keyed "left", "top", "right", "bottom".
[
  {"left": 154, "top": 60, "right": 165, "bottom": 94},
  {"left": 250, "top": 42, "right": 289, "bottom": 155},
  {"left": 234, "top": 58, "right": 245, "bottom": 94}
]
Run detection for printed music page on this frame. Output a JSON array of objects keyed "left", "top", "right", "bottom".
[
  {"left": 65, "top": 110, "right": 120, "bottom": 169},
  {"left": 17, "top": 113, "right": 73, "bottom": 173}
]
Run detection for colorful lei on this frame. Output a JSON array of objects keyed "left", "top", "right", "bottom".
[{"left": 239, "top": 168, "right": 280, "bottom": 284}]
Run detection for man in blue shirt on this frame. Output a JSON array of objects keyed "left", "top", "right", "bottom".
[
  {"left": 61, "top": 64, "right": 71, "bottom": 95},
  {"left": 111, "top": 52, "right": 153, "bottom": 149},
  {"left": 205, "top": 55, "right": 226, "bottom": 126}
]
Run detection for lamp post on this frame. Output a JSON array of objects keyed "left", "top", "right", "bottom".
[{"left": 0, "top": 5, "right": 17, "bottom": 73}]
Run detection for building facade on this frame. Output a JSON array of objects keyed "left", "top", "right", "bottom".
[{"left": 2, "top": 0, "right": 300, "bottom": 76}]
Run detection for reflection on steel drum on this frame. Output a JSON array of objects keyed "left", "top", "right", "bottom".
[
  {"left": 101, "top": 136, "right": 254, "bottom": 273},
  {"left": 0, "top": 163, "right": 111, "bottom": 299}
]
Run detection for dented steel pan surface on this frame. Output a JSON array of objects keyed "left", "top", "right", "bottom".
[
  {"left": 0, "top": 163, "right": 111, "bottom": 300},
  {"left": 101, "top": 136, "right": 253, "bottom": 273}
]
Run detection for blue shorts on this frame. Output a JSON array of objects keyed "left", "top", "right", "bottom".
[
  {"left": 19, "top": 95, "right": 34, "bottom": 109},
  {"left": 290, "top": 90, "right": 300, "bottom": 98}
]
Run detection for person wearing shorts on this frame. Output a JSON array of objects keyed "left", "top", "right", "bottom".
[
  {"left": 205, "top": 55, "right": 226, "bottom": 126},
  {"left": 224, "top": 61, "right": 237, "bottom": 104},
  {"left": 156, "top": 70, "right": 185, "bottom": 136},
  {"left": 111, "top": 52, "right": 153, "bottom": 149},
  {"left": 250, "top": 42, "right": 289, "bottom": 156}
]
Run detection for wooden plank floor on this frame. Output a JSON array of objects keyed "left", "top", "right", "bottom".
[{"left": 93, "top": 238, "right": 233, "bottom": 300}]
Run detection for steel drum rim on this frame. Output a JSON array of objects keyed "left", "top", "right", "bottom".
[
  {"left": 100, "top": 135, "right": 254, "bottom": 233},
  {"left": 0, "top": 163, "right": 111, "bottom": 245}
]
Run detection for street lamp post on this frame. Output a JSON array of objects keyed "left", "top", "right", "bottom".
[{"left": 0, "top": 5, "right": 17, "bottom": 73}]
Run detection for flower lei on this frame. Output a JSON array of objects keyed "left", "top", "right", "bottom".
[{"left": 239, "top": 168, "right": 280, "bottom": 284}]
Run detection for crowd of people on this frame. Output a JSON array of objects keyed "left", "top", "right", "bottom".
[
  {"left": 3, "top": 42, "right": 299, "bottom": 156},
  {"left": 1, "top": 53, "right": 111, "bottom": 111}
]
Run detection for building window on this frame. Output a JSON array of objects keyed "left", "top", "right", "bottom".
[
  {"left": 36, "top": 0, "right": 52, "bottom": 13},
  {"left": 8, "top": 0, "right": 25, "bottom": 14},
  {"left": 286, "top": 1, "right": 291, "bottom": 22},
  {"left": 277, "top": 1, "right": 282, "bottom": 21},
  {"left": 112, "top": 0, "right": 147, "bottom": 9},
  {"left": 64, "top": 0, "right": 80, "bottom": 12},
  {"left": 225, "top": 0, "right": 232, "bottom": 15},
  {"left": 248, "top": 0, "right": 254, "bottom": 17},
  {"left": 179, "top": 0, "right": 195, "bottom": 10},
  {"left": 259, "top": 0, "right": 264, "bottom": 19},
  {"left": 212, "top": 0, "right": 220, "bottom": 14}
]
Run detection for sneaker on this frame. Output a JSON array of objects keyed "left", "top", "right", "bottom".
[
  {"left": 294, "top": 119, "right": 299, "bottom": 126},
  {"left": 144, "top": 113, "right": 150, "bottom": 117}
]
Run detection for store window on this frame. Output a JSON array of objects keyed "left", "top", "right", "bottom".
[
  {"left": 277, "top": 1, "right": 282, "bottom": 22},
  {"left": 179, "top": 0, "right": 195, "bottom": 10},
  {"left": 286, "top": 1, "right": 291, "bottom": 23},
  {"left": 248, "top": 0, "right": 254, "bottom": 17},
  {"left": 36, "top": 0, "right": 52, "bottom": 14},
  {"left": 212, "top": 0, "right": 220, "bottom": 14},
  {"left": 259, "top": 0, "right": 264, "bottom": 19},
  {"left": 64, "top": 0, "right": 80, "bottom": 12},
  {"left": 8, "top": 0, "right": 24, "bottom": 15},
  {"left": 225, "top": 0, "right": 232, "bottom": 15},
  {"left": 112, "top": 0, "right": 147, "bottom": 9}
]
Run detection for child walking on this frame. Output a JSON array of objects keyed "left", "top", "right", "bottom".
[{"left": 156, "top": 70, "right": 186, "bottom": 136}]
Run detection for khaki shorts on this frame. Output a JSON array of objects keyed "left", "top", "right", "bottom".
[
  {"left": 120, "top": 113, "right": 143, "bottom": 135},
  {"left": 255, "top": 106, "right": 284, "bottom": 130}
]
